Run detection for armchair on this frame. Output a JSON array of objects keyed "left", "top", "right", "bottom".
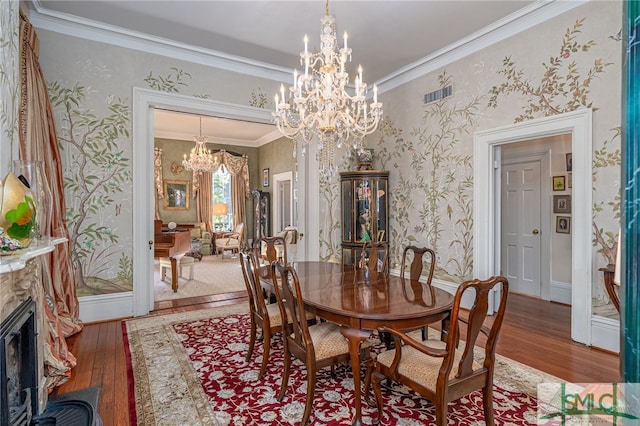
[
  {"left": 190, "top": 222, "right": 212, "bottom": 255},
  {"left": 215, "top": 223, "right": 244, "bottom": 258}
]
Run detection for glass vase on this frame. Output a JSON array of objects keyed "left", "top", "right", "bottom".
[{"left": 12, "top": 160, "right": 53, "bottom": 240}]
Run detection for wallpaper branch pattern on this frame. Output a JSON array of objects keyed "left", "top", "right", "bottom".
[
  {"left": 48, "top": 81, "right": 133, "bottom": 295},
  {"left": 370, "top": 72, "right": 477, "bottom": 280},
  {"left": 488, "top": 18, "right": 612, "bottom": 121}
]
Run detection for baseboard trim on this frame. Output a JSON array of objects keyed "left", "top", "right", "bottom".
[
  {"left": 550, "top": 280, "right": 572, "bottom": 304},
  {"left": 591, "top": 315, "right": 620, "bottom": 353},
  {"left": 79, "top": 292, "right": 133, "bottom": 323}
]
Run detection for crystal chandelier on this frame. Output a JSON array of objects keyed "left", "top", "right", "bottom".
[
  {"left": 182, "top": 117, "right": 217, "bottom": 174},
  {"left": 272, "top": 0, "right": 383, "bottom": 177}
]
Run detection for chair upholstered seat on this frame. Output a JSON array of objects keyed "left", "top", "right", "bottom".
[
  {"left": 307, "top": 322, "right": 358, "bottom": 359},
  {"left": 375, "top": 339, "right": 481, "bottom": 391},
  {"left": 159, "top": 256, "right": 194, "bottom": 281}
]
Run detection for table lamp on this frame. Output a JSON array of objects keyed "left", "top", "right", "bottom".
[{"left": 212, "top": 203, "right": 228, "bottom": 231}]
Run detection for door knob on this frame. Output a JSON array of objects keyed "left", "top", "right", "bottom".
[
  {"left": 148, "top": 240, "right": 154, "bottom": 249},
  {"left": 299, "top": 233, "right": 304, "bottom": 240},
  {"left": 532, "top": 229, "right": 540, "bottom": 235}
]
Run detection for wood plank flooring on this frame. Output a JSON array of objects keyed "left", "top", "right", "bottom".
[{"left": 52, "top": 292, "right": 621, "bottom": 426}]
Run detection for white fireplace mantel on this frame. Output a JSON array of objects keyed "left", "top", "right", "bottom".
[{"left": 0, "top": 236, "right": 67, "bottom": 274}]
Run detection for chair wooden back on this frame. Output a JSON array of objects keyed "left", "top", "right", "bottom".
[
  {"left": 239, "top": 251, "right": 269, "bottom": 322},
  {"left": 271, "top": 262, "right": 314, "bottom": 358},
  {"left": 444, "top": 276, "right": 509, "bottom": 395},
  {"left": 258, "top": 236, "right": 288, "bottom": 264},
  {"left": 400, "top": 246, "right": 436, "bottom": 282},
  {"left": 358, "top": 241, "right": 388, "bottom": 273}
]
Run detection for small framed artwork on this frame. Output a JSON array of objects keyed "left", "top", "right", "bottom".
[
  {"left": 556, "top": 216, "right": 571, "bottom": 234},
  {"left": 553, "top": 195, "right": 571, "bottom": 213},
  {"left": 567, "top": 173, "right": 573, "bottom": 189},
  {"left": 552, "top": 175, "right": 566, "bottom": 191},
  {"left": 263, "top": 168, "right": 270, "bottom": 187},
  {"left": 164, "top": 180, "right": 190, "bottom": 210},
  {"left": 566, "top": 153, "right": 573, "bottom": 172}
]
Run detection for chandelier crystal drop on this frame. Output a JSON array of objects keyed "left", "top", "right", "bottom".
[
  {"left": 272, "top": 0, "right": 383, "bottom": 177},
  {"left": 182, "top": 117, "right": 217, "bottom": 174}
]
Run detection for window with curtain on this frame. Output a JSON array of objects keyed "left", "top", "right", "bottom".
[{"left": 212, "top": 167, "right": 233, "bottom": 231}]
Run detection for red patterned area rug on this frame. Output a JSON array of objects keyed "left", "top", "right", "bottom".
[{"left": 123, "top": 304, "right": 558, "bottom": 425}]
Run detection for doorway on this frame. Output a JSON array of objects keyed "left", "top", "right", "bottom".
[
  {"left": 473, "top": 109, "right": 593, "bottom": 346},
  {"left": 272, "top": 171, "right": 294, "bottom": 235},
  {"left": 132, "top": 88, "right": 277, "bottom": 316}
]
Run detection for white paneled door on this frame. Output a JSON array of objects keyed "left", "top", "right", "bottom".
[{"left": 501, "top": 161, "right": 542, "bottom": 297}]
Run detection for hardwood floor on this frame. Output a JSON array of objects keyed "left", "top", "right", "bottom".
[{"left": 52, "top": 292, "right": 621, "bottom": 426}]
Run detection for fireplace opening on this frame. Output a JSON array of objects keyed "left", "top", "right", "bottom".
[
  {"left": 1, "top": 298, "right": 102, "bottom": 426},
  {"left": 1, "top": 297, "right": 38, "bottom": 426}
]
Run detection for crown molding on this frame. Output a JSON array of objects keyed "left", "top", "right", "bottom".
[
  {"left": 27, "top": 0, "right": 588, "bottom": 96},
  {"left": 375, "top": 0, "right": 588, "bottom": 93},
  {"left": 27, "top": 0, "right": 291, "bottom": 83},
  {"left": 154, "top": 130, "right": 282, "bottom": 148}
]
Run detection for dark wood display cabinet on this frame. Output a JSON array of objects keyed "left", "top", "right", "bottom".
[{"left": 340, "top": 170, "right": 389, "bottom": 266}]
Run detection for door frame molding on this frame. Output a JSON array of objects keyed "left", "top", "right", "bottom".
[
  {"left": 132, "top": 87, "right": 274, "bottom": 316},
  {"left": 272, "top": 171, "right": 293, "bottom": 235},
  {"left": 473, "top": 109, "right": 592, "bottom": 345}
]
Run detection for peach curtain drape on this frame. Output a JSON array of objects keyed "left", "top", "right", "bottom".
[
  {"left": 196, "top": 172, "right": 212, "bottom": 232},
  {"left": 18, "top": 16, "right": 82, "bottom": 390}
]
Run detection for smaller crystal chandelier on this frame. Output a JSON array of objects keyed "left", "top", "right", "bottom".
[
  {"left": 272, "top": 0, "right": 383, "bottom": 177},
  {"left": 182, "top": 117, "right": 217, "bottom": 174}
]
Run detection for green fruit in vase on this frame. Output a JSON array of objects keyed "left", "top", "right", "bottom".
[{"left": 0, "top": 172, "right": 37, "bottom": 247}]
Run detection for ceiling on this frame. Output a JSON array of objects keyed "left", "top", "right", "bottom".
[{"left": 27, "top": 0, "right": 541, "bottom": 147}]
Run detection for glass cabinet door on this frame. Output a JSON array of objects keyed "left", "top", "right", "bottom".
[
  {"left": 355, "top": 178, "right": 374, "bottom": 242},
  {"left": 374, "top": 178, "right": 387, "bottom": 241},
  {"left": 342, "top": 180, "right": 353, "bottom": 242}
]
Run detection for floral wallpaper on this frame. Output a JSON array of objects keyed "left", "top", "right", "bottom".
[
  {"left": 0, "top": 0, "right": 19, "bottom": 176},
  {"left": 48, "top": 82, "right": 132, "bottom": 296},
  {"left": 34, "top": 1, "right": 621, "bottom": 313}
]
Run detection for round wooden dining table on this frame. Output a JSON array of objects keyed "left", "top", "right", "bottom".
[{"left": 280, "top": 261, "right": 455, "bottom": 426}]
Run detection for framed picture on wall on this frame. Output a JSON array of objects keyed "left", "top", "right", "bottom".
[
  {"left": 566, "top": 153, "right": 573, "bottom": 172},
  {"left": 164, "top": 180, "right": 190, "bottom": 210},
  {"left": 556, "top": 216, "right": 571, "bottom": 234},
  {"left": 552, "top": 175, "right": 566, "bottom": 191},
  {"left": 553, "top": 194, "right": 571, "bottom": 213},
  {"left": 263, "top": 168, "right": 270, "bottom": 187}
]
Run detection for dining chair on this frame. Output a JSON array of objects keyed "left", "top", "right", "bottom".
[
  {"left": 401, "top": 245, "right": 436, "bottom": 340},
  {"left": 365, "top": 275, "right": 509, "bottom": 426},
  {"left": 257, "top": 235, "right": 288, "bottom": 263},
  {"left": 358, "top": 241, "right": 388, "bottom": 273},
  {"left": 252, "top": 236, "right": 288, "bottom": 302},
  {"left": 358, "top": 240, "right": 390, "bottom": 347},
  {"left": 271, "top": 261, "right": 368, "bottom": 426},
  {"left": 239, "top": 251, "right": 289, "bottom": 379}
]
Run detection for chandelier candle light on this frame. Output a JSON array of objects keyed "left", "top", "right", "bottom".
[
  {"left": 272, "top": 0, "right": 383, "bottom": 177},
  {"left": 183, "top": 116, "right": 217, "bottom": 174}
]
